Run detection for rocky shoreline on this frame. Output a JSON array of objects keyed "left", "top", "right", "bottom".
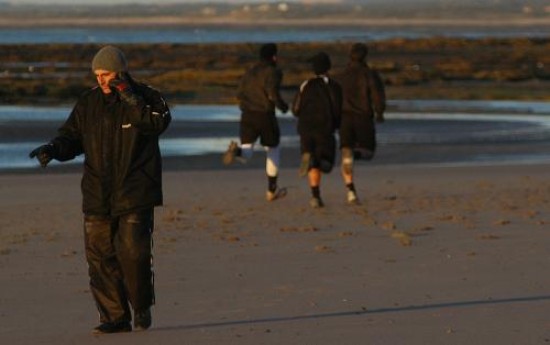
[{"left": 1, "top": 37, "right": 549, "bottom": 105}]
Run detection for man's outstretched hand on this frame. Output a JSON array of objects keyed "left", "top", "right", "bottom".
[{"left": 29, "top": 144, "right": 55, "bottom": 168}]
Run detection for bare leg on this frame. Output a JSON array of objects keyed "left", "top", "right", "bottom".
[
  {"left": 308, "top": 168, "right": 324, "bottom": 208},
  {"left": 341, "top": 147, "right": 359, "bottom": 204}
]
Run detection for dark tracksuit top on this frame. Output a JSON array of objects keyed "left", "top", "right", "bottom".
[
  {"left": 50, "top": 83, "right": 171, "bottom": 216},
  {"left": 236, "top": 60, "right": 288, "bottom": 147},
  {"left": 237, "top": 59, "right": 287, "bottom": 115},
  {"left": 334, "top": 61, "right": 385, "bottom": 119},
  {"left": 292, "top": 75, "right": 343, "bottom": 169},
  {"left": 333, "top": 61, "right": 386, "bottom": 151}
]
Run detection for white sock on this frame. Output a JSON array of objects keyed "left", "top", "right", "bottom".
[
  {"left": 265, "top": 146, "right": 280, "bottom": 177},
  {"left": 240, "top": 143, "right": 254, "bottom": 162}
]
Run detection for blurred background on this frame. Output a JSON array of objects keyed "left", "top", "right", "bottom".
[{"left": 1, "top": 0, "right": 549, "bottom": 170}]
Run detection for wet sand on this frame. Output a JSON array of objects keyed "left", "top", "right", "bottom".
[{"left": 1, "top": 162, "right": 549, "bottom": 344}]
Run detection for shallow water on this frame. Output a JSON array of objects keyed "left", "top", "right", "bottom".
[
  {"left": 1, "top": 25, "right": 549, "bottom": 44},
  {"left": 2, "top": 100, "right": 550, "bottom": 122},
  {"left": 2, "top": 101, "right": 550, "bottom": 171}
]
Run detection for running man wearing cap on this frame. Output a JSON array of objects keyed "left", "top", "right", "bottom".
[
  {"left": 292, "top": 52, "right": 342, "bottom": 208},
  {"left": 29, "top": 45, "right": 171, "bottom": 334}
]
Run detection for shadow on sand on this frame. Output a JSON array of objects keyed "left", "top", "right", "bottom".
[{"left": 155, "top": 294, "right": 550, "bottom": 332}]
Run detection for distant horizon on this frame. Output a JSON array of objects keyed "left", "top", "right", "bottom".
[{"left": 2, "top": 0, "right": 548, "bottom": 24}]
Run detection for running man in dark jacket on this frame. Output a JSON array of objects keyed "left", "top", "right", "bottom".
[
  {"left": 292, "top": 52, "right": 342, "bottom": 208},
  {"left": 333, "top": 43, "right": 386, "bottom": 204},
  {"left": 223, "top": 43, "right": 289, "bottom": 201},
  {"left": 29, "top": 46, "right": 171, "bottom": 334}
]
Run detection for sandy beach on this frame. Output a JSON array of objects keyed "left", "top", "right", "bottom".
[{"left": 1, "top": 160, "right": 549, "bottom": 344}]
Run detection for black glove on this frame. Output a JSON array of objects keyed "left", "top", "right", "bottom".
[
  {"left": 29, "top": 143, "right": 55, "bottom": 168},
  {"left": 108, "top": 73, "right": 143, "bottom": 107}
]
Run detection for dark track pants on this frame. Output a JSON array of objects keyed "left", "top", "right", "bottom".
[{"left": 84, "top": 210, "right": 154, "bottom": 323}]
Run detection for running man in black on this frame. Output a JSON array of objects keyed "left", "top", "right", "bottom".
[
  {"left": 292, "top": 52, "right": 342, "bottom": 208},
  {"left": 223, "top": 43, "right": 289, "bottom": 201},
  {"left": 333, "top": 43, "right": 386, "bottom": 204}
]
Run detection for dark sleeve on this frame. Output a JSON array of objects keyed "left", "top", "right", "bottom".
[
  {"left": 267, "top": 67, "right": 288, "bottom": 112},
  {"left": 369, "top": 70, "right": 386, "bottom": 116},
  {"left": 128, "top": 86, "right": 172, "bottom": 136},
  {"left": 50, "top": 102, "right": 85, "bottom": 162},
  {"left": 236, "top": 75, "right": 245, "bottom": 103},
  {"left": 330, "top": 81, "right": 343, "bottom": 129},
  {"left": 292, "top": 80, "right": 308, "bottom": 117}
]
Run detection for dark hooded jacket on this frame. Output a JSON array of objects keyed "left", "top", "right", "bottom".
[
  {"left": 333, "top": 61, "right": 385, "bottom": 119},
  {"left": 237, "top": 60, "right": 288, "bottom": 115},
  {"left": 50, "top": 82, "right": 171, "bottom": 216},
  {"left": 292, "top": 75, "right": 342, "bottom": 136}
]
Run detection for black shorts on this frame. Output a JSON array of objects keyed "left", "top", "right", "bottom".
[
  {"left": 240, "top": 111, "right": 280, "bottom": 147},
  {"left": 300, "top": 132, "right": 336, "bottom": 173},
  {"left": 339, "top": 113, "right": 376, "bottom": 153}
]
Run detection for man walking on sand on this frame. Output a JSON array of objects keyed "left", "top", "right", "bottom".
[
  {"left": 29, "top": 45, "right": 171, "bottom": 334},
  {"left": 333, "top": 43, "right": 386, "bottom": 205},
  {"left": 292, "top": 52, "right": 342, "bottom": 208},
  {"left": 223, "top": 43, "right": 289, "bottom": 201}
]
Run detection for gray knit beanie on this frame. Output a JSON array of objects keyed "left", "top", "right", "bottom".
[{"left": 91, "top": 45, "right": 128, "bottom": 72}]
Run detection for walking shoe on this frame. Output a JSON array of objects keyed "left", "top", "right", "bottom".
[
  {"left": 222, "top": 141, "right": 239, "bottom": 165},
  {"left": 134, "top": 308, "right": 152, "bottom": 331},
  {"left": 266, "top": 187, "right": 287, "bottom": 201},
  {"left": 92, "top": 321, "right": 132, "bottom": 335},
  {"left": 309, "top": 197, "right": 324, "bottom": 209},
  {"left": 347, "top": 190, "right": 360, "bottom": 205},
  {"left": 341, "top": 148, "right": 354, "bottom": 175},
  {"left": 298, "top": 152, "right": 311, "bottom": 177}
]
